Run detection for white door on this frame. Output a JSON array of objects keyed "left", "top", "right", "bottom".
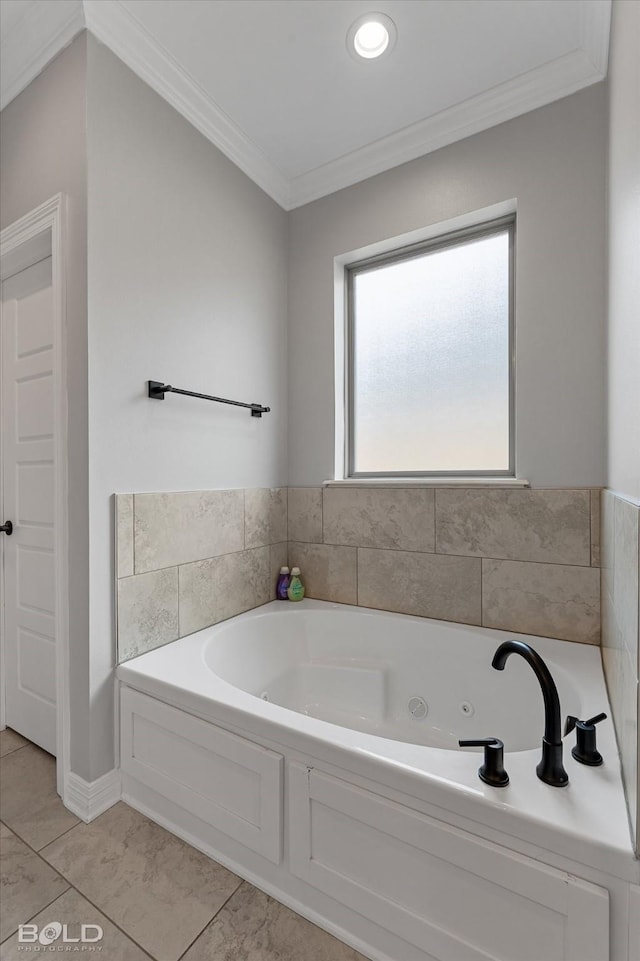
[{"left": 1, "top": 256, "right": 57, "bottom": 754}]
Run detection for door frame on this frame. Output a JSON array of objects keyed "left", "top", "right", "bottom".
[{"left": 0, "top": 194, "right": 70, "bottom": 797}]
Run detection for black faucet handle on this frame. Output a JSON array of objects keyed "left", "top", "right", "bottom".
[
  {"left": 564, "top": 713, "right": 607, "bottom": 766},
  {"left": 459, "top": 737, "right": 509, "bottom": 787},
  {"left": 585, "top": 712, "right": 607, "bottom": 727}
]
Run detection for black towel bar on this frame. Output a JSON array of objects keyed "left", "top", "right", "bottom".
[{"left": 148, "top": 381, "right": 270, "bottom": 417}]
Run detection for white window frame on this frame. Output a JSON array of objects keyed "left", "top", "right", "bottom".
[{"left": 340, "top": 214, "right": 516, "bottom": 481}]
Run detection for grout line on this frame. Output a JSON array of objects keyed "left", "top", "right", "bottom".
[
  {"left": 243, "top": 488, "right": 247, "bottom": 550},
  {"left": 286, "top": 488, "right": 290, "bottom": 544},
  {"left": 433, "top": 488, "right": 438, "bottom": 554},
  {"left": 7, "top": 802, "right": 154, "bottom": 959},
  {"left": 60, "top": 884, "right": 157, "bottom": 960},
  {"left": 0, "top": 740, "right": 32, "bottom": 759},
  {"left": 35, "top": 816, "right": 85, "bottom": 853},
  {"left": 0, "top": 885, "right": 73, "bottom": 946},
  {"left": 177, "top": 564, "right": 181, "bottom": 637},
  {"left": 175, "top": 879, "right": 245, "bottom": 961},
  {"left": 132, "top": 494, "right": 136, "bottom": 575},
  {"left": 295, "top": 543, "right": 594, "bottom": 570}
]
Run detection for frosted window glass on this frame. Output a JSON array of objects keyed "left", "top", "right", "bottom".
[{"left": 351, "top": 229, "right": 511, "bottom": 474}]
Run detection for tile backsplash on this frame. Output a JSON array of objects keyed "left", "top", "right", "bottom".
[
  {"left": 600, "top": 489, "right": 639, "bottom": 853},
  {"left": 115, "top": 489, "right": 287, "bottom": 661},
  {"left": 116, "top": 486, "right": 602, "bottom": 665},
  {"left": 288, "top": 487, "right": 601, "bottom": 645}
]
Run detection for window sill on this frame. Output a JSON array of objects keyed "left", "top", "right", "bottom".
[{"left": 324, "top": 477, "right": 530, "bottom": 488}]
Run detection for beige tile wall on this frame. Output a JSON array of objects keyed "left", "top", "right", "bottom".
[
  {"left": 288, "top": 487, "right": 602, "bottom": 645},
  {"left": 601, "top": 490, "right": 639, "bottom": 853},
  {"left": 115, "top": 486, "right": 604, "bottom": 664},
  {"left": 115, "top": 489, "right": 287, "bottom": 662}
]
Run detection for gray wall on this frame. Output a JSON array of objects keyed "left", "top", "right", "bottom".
[
  {"left": 602, "top": 0, "right": 640, "bottom": 855},
  {"left": 288, "top": 83, "right": 607, "bottom": 488},
  {"left": 85, "top": 38, "right": 289, "bottom": 778},
  {"left": 0, "top": 35, "right": 91, "bottom": 779},
  {"left": 607, "top": 0, "right": 640, "bottom": 503}
]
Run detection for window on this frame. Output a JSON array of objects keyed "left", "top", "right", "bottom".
[{"left": 346, "top": 216, "right": 514, "bottom": 477}]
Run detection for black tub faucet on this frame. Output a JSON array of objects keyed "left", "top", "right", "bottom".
[{"left": 492, "top": 639, "right": 568, "bottom": 787}]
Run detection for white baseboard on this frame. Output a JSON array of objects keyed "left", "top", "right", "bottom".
[{"left": 64, "top": 768, "right": 121, "bottom": 822}]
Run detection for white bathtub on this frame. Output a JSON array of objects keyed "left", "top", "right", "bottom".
[{"left": 117, "top": 600, "right": 638, "bottom": 961}]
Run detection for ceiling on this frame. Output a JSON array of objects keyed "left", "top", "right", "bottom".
[{"left": 1, "top": 0, "right": 611, "bottom": 209}]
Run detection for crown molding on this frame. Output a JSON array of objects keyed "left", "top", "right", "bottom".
[
  {"left": 287, "top": 42, "right": 610, "bottom": 209},
  {"left": 0, "top": 0, "right": 85, "bottom": 110},
  {"left": 2, "top": 0, "right": 610, "bottom": 212},
  {"left": 82, "top": 0, "right": 290, "bottom": 209}
]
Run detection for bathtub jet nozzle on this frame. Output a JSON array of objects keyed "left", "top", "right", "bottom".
[{"left": 492, "top": 639, "right": 568, "bottom": 787}]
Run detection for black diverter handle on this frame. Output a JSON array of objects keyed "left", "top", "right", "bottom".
[
  {"left": 564, "top": 713, "right": 607, "bottom": 766},
  {"left": 459, "top": 737, "right": 509, "bottom": 787}
]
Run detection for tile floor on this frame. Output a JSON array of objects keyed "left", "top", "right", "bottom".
[{"left": 0, "top": 728, "right": 366, "bottom": 961}]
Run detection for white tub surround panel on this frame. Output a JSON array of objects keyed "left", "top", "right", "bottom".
[
  {"left": 601, "top": 490, "right": 640, "bottom": 853},
  {"left": 115, "top": 488, "right": 287, "bottom": 662},
  {"left": 289, "top": 487, "right": 601, "bottom": 645},
  {"left": 289, "top": 765, "right": 608, "bottom": 961},
  {"left": 121, "top": 687, "right": 282, "bottom": 863},
  {"left": 117, "top": 602, "right": 639, "bottom": 961}
]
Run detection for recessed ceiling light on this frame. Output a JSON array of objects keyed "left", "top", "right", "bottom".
[{"left": 347, "top": 13, "right": 397, "bottom": 61}]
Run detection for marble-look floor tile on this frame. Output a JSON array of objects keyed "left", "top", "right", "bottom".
[
  {"left": 40, "top": 803, "right": 241, "bottom": 961},
  {"left": 435, "top": 489, "right": 591, "bottom": 566},
  {"left": 482, "top": 559, "right": 601, "bottom": 644},
  {"left": 0, "top": 729, "right": 29, "bottom": 758},
  {"left": 134, "top": 490, "right": 244, "bottom": 573},
  {"left": 287, "top": 542, "right": 357, "bottom": 605},
  {"left": 115, "top": 493, "right": 134, "bottom": 578},
  {"left": 0, "top": 745, "right": 79, "bottom": 850},
  {"left": 288, "top": 488, "right": 323, "bottom": 543},
  {"left": 117, "top": 567, "right": 179, "bottom": 662},
  {"left": 358, "top": 548, "right": 481, "bottom": 625},
  {"left": 0, "top": 823, "right": 69, "bottom": 942},
  {"left": 0, "top": 886, "right": 152, "bottom": 961},
  {"left": 323, "top": 487, "right": 435, "bottom": 552},
  {"left": 245, "top": 488, "right": 287, "bottom": 548},
  {"left": 182, "top": 882, "right": 367, "bottom": 961},
  {"left": 179, "top": 547, "right": 271, "bottom": 635}
]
